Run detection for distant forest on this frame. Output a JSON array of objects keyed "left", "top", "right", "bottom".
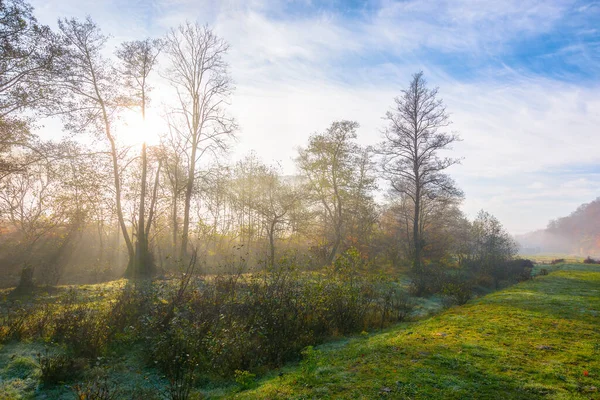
[{"left": 517, "top": 197, "right": 600, "bottom": 256}]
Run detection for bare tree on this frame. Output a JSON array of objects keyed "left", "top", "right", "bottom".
[
  {"left": 54, "top": 17, "right": 135, "bottom": 269},
  {"left": 379, "top": 72, "right": 461, "bottom": 292},
  {"left": 163, "top": 21, "right": 236, "bottom": 260},
  {"left": 0, "top": 144, "right": 87, "bottom": 288},
  {"left": 229, "top": 156, "right": 304, "bottom": 267},
  {"left": 116, "top": 38, "right": 162, "bottom": 278},
  {"left": 256, "top": 170, "right": 304, "bottom": 267},
  {"left": 160, "top": 126, "right": 187, "bottom": 256}
]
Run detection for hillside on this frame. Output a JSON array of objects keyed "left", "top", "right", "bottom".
[
  {"left": 228, "top": 264, "right": 600, "bottom": 399},
  {"left": 517, "top": 198, "right": 600, "bottom": 256}
]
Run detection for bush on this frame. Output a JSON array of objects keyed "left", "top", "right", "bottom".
[
  {"left": 408, "top": 263, "right": 447, "bottom": 296},
  {"left": 551, "top": 258, "right": 565, "bottom": 265},
  {"left": 51, "top": 304, "right": 109, "bottom": 359},
  {"left": 105, "top": 284, "right": 154, "bottom": 342},
  {"left": 4, "top": 252, "right": 414, "bottom": 388},
  {"left": 73, "top": 374, "right": 120, "bottom": 400},
  {"left": 502, "top": 259, "right": 534, "bottom": 282},
  {"left": 482, "top": 259, "right": 535, "bottom": 288},
  {"left": 583, "top": 256, "right": 599, "bottom": 264},
  {"left": 378, "top": 283, "right": 414, "bottom": 327},
  {"left": 441, "top": 281, "right": 473, "bottom": 306},
  {"left": 539, "top": 268, "right": 549, "bottom": 276},
  {"left": 234, "top": 370, "right": 256, "bottom": 391},
  {"left": 0, "top": 303, "right": 29, "bottom": 343},
  {"left": 144, "top": 253, "right": 413, "bottom": 381},
  {"left": 38, "top": 351, "right": 85, "bottom": 386}
]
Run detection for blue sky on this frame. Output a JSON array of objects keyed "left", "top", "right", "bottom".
[{"left": 29, "top": 0, "right": 600, "bottom": 234}]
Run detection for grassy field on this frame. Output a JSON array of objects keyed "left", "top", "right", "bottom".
[
  {"left": 0, "top": 263, "right": 598, "bottom": 399},
  {"left": 225, "top": 263, "right": 600, "bottom": 399},
  {"left": 519, "top": 254, "right": 586, "bottom": 264}
]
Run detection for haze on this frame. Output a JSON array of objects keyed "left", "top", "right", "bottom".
[{"left": 28, "top": 0, "right": 600, "bottom": 236}]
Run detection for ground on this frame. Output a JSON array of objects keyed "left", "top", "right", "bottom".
[
  {"left": 0, "top": 262, "right": 598, "bottom": 399},
  {"left": 229, "top": 263, "right": 600, "bottom": 399}
]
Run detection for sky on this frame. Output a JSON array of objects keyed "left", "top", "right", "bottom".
[{"left": 28, "top": 0, "right": 600, "bottom": 235}]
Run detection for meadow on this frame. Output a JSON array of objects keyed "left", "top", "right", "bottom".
[
  {"left": 229, "top": 262, "right": 600, "bottom": 399},
  {"left": 0, "top": 261, "right": 597, "bottom": 399}
]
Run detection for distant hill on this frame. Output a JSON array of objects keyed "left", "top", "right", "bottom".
[{"left": 516, "top": 197, "right": 600, "bottom": 256}]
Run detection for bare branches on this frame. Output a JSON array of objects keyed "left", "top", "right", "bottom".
[
  {"left": 54, "top": 17, "right": 135, "bottom": 266},
  {"left": 378, "top": 71, "right": 462, "bottom": 275},
  {"left": 162, "top": 21, "right": 236, "bottom": 259}
]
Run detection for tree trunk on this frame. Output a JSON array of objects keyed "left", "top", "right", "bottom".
[
  {"left": 413, "top": 190, "right": 421, "bottom": 272},
  {"left": 268, "top": 219, "right": 276, "bottom": 267},
  {"left": 180, "top": 138, "right": 197, "bottom": 260},
  {"left": 328, "top": 232, "right": 342, "bottom": 265},
  {"left": 129, "top": 142, "right": 151, "bottom": 279},
  {"left": 108, "top": 132, "right": 135, "bottom": 270},
  {"left": 172, "top": 190, "right": 178, "bottom": 255}
]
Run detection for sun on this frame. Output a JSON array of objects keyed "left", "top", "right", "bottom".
[{"left": 117, "top": 110, "right": 163, "bottom": 148}]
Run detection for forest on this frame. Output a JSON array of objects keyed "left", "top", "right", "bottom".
[
  {"left": 517, "top": 197, "right": 600, "bottom": 256},
  {"left": 0, "top": 1, "right": 552, "bottom": 398}
]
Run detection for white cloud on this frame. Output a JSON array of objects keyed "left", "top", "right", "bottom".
[{"left": 27, "top": 0, "right": 600, "bottom": 235}]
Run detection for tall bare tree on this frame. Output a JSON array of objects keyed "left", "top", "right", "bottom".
[
  {"left": 54, "top": 17, "right": 135, "bottom": 269},
  {"left": 116, "top": 38, "right": 162, "bottom": 278},
  {"left": 379, "top": 72, "right": 461, "bottom": 292},
  {"left": 163, "top": 21, "right": 236, "bottom": 260}
]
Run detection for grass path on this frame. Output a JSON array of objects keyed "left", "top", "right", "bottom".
[{"left": 226, "top": 265, "right": 600, "bottom": 399}]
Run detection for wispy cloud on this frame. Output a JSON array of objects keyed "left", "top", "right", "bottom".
[{"left": 28, "top": 0, "right": 600, "bottom": 234}]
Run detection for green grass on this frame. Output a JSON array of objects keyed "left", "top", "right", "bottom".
[
  {"left": 223, "top": 264, "right": 600, "bottom": 399},
  {"left": 520, "top": 254, "right": 585, "bottom": 264},
  {"left": 1, "top": 265, "right": 598, "bottom": 399}
]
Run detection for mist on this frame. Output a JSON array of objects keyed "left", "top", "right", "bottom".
[{"left": 1, "top": 1, "right": 599, "bottom": 398}]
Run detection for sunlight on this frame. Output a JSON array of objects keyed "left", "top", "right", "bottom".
[
  {"left": 117, "top": 110, "right": 163, "bottom": 148},
  {"left": 4, "top": 1, "right": 599, "bottom": 398}
]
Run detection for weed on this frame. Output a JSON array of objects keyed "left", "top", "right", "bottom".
[{"left": 234, "top": 370, "right": 256, "bottom": 390}]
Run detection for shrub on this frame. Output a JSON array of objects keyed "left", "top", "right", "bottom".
[
  {"left": 583, "top": 256, "right": 599, "bottom": 264},
  {"left": 105, "top": 284, "right": 154, "bottom": 342},
  {"left": 551, "top": 258, "right": 565, "bottom": 265},
  {"left": 441, "top": 281, "right": 473, "bottom": 306},
  {"left": 487, "top": 259, "right": 534, "bottom": 288},
  {"left": 378, "top": 283, "right": 414, "bottom": 328},
  {"left": 144, "top": 255, "right": 413, "bottom": 382},
  {"left": 503, "top": 259, "right": 534, "bottom": 282},
  {"left": 9, "top": 253, "right": 412, "bottom": 387},
  {"left": 73, "top": 374, "right": 120, "bottom": 400},
  {"left": 539, "top": 268, "right": 549, "bottom": 276},
  {"left": 0, "top": 303, "right": 29, "bottom": 343},
  {"left": 234, "top": 370, "right": 256, "bottom": 391},
  {"left": 408, "top": 263, "right": 447, "bottom": 296},
  {"left": 51, "top": 304, "right": 109, "bottom": 358},
  {"left": 38, "top": 351, "right": 85, "bottom": 386}
]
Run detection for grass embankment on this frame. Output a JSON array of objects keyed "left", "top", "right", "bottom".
[{"left": 227, "top": 264, "right": 600, "bottom": 399}]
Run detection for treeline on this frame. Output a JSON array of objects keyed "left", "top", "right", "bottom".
[
  {"left": 517, "top": 197, "right": 600, "bottom": 256},
  {"left": 0, "top": 0, "right": 522, "bottom": 294},
  {"left": 546, "top": 198, "right": 600, "bottom": 255}
]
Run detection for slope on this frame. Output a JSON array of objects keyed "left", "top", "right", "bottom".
[{"left": 228, "top": 264, "right": 600, "bottom": 399}]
